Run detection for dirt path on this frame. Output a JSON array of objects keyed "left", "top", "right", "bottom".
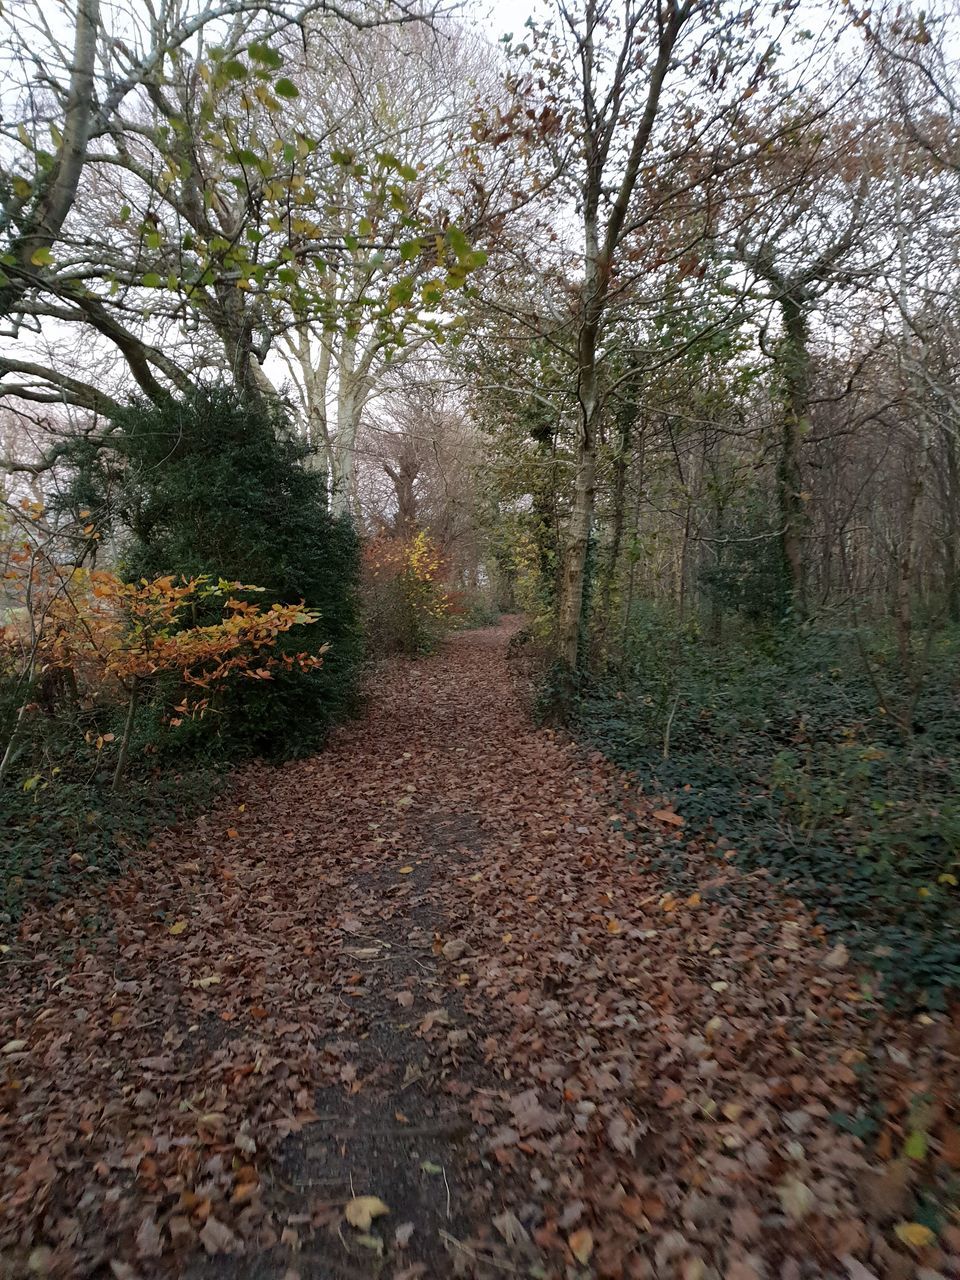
[{"left": 2, "top": 620, "right": 959, "bottom": 1280}]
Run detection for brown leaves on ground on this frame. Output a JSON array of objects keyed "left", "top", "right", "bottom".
[{"left": 1, "top": 620, "right": 959, "bottom": 1279}]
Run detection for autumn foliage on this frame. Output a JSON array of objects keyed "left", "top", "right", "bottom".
[
  {"left": 363, "top": 530, "right": 455, "bottom": 654},
  {"left": 1, "top": 518, "right": 323, "bottom": 785}
]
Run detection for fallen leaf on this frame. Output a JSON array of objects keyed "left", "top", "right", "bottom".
[
  {"left": 355, "top": 1234, "right": 383, "bottom": 1254},
  {"left": 569, "top": 1228, "right": 594, "bottom": 1264},
  {"left": 777, "top": 1176, "right": 815, "bottom": 1221},
  {"left": 198, "top": 1216, "right": 238, "bottom": 1255},
  {"left": 840, "top": 1258, "right": 881, "bottom": 1280},
  {"left": 345, "top": 1196, "right": 390, "bottom": 1230},
  {"left": 168, "top": 919, "right": 188, "bottom": 936},
  {"left": 894, "top": 1221, "right": 935, "bottom": 1250},
  {"left": 493, "top": 1210, "right": 529, "bottom": 1246},
  {"left": 904, "top": 1130, "right": 928, "bottom": 1160},
  {"left": 652, "top": 808, "right": 684, "bottom": 826},
  {"left": 823, "top": 943, "right": 849, "bottom": 970}
]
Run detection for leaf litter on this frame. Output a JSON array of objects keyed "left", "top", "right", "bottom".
[{"left": 1, "top": 619, "right": 959, "bottom": 1278}]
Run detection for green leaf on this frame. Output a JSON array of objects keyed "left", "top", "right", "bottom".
[
  {"left": 420, "top": 1161, "right": 443, "bottom": 1175},
  {"left": 30, "top": 246, "right": 53, "bottom": 267},
  {"left": 446, "top": 225, "right": 470, "bottom": 260},
  {"left": 399, "top": 239, "right": 421, "bottom": 262},
  {"left": 904, "top": 1130, "right": 928, "bottom": 1160},
  {"left": 461, "top": 248, "right": 488, "bottom": 272},
  {"left": 222, "top": 59, "right": 247, "bottom": 80},
  {"left": 274, "top": 78, "right": 299, "bottom": 99},
  {"left": 387, "top": 276, "right": 415, "bottom": 310},
  {"left": 141, "top": 272, "right": 164, "bottom": 288},
  {"left": 248, "top": 41, "right": 283, "bottom": 69},
  {"left": 119, "top": 204, "right": 131, "bottom": 222}
]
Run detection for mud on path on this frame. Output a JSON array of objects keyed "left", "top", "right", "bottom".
[{"left": 2, "top": 620, "right": 959, "bottom": 1280}]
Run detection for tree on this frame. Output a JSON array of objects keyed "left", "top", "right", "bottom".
[{"left": 0, "top": 0, "right": 469, "bottom": 424}]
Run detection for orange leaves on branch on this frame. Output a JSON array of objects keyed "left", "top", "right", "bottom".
[{"left": 1, "top": 520, "right": 325, "bottom": 782}]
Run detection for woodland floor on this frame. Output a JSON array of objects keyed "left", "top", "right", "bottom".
[{"left": 2, "top": 618, "right": 960, "bottom": 1280}]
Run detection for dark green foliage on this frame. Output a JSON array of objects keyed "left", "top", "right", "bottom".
[
  {"left": 68, "top": 386, "right": 362, "bottom": 756},
  {"left": 699, "top": 493, "right": 789, "bottom": 623},
  {"left": 1, "top": 765, "right": 222, "bottom": 922},
  {"left": 576, "top": 603, "right": 960, "bottom": 1006}
]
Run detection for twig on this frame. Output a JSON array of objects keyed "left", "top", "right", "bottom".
[
  {"left": 662, "top": 691, "right": 681, "bottom": 760},
  {"left": 441, "top": 1161, "right": 451, "bottom": 1220},
  {"left": 439, "top": 1231, "right": 523, "bottom": 1275}
]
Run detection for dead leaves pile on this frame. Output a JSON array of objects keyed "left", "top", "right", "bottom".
[{"left": 1, "top": 619, "right": 959, "bottom": 1279}]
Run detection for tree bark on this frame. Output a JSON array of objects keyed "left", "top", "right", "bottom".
[{"left": 777, "top": 295, "right": 810, "bottom": 615}]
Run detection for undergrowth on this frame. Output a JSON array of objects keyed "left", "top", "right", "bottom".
[
  {"left": 575, "top": 604, "right": 960, "bottom": 1007},
  {"left": 1, "top": 759, "right": 223, "bottom": 924}
]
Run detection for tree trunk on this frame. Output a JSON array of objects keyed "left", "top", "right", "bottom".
[
  {"left": 557, "top": 437, "right": 597, "bottom": 673},
  {"left": 944, "top": 422, "right": 960, "bottom": 622},
  {"left": 593, "top": 403, "right": 636, "bottom": 661},
  {"left": 112, "top": 678, "right": 140, "bottom": 791},
  {"left": 896, "top": 424, "right": 927, "bottom": 676},
  {"left": 777, "top": 296, "right": 810, "bottom": 616}
]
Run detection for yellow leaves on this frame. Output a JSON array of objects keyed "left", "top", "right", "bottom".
[
  {"left": 168, "top": 919, "right": 188, "bottom": 936},
  {"left": 568, "top": 1228, "right": 593, "bottom": 1264},
  {"left": 606, "top": 918, "right": 621, "bottom": 934},
  {"left": 345, "top": 1196, "right": 390, "bottom": 1231},
  {"left": 398, "top": 865, "right": 414, "bottom": 875},
  {"left": 894, "top": 1221, "right": 935, "bottom": 1249}
]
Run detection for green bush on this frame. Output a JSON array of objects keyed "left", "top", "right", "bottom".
[{"left": 65, "top": 386, "right": 362, "bottom": 757}]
